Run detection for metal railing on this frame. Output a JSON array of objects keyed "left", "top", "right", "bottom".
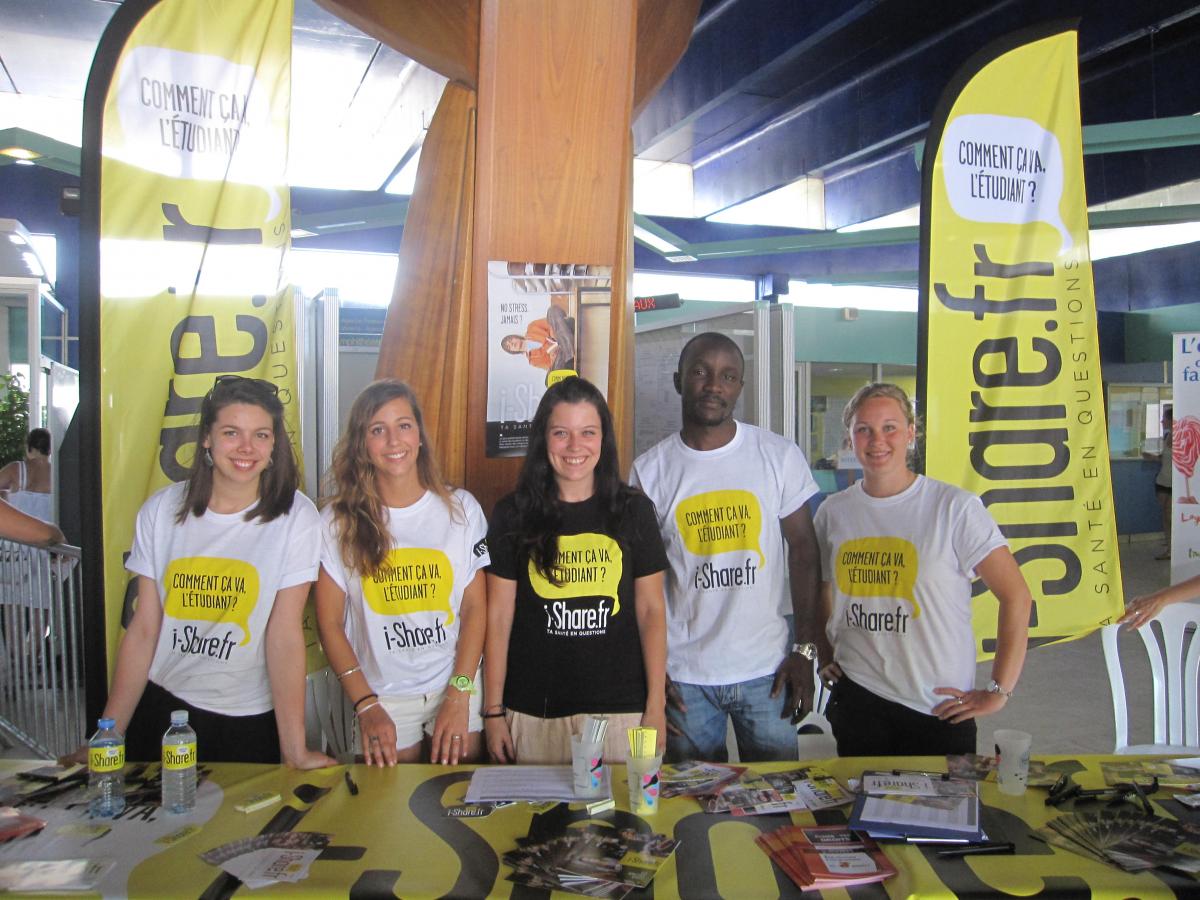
[{"left": 0, "top": 538, "right": 85, "bottom": 758}]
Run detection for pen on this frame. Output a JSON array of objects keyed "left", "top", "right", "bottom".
[
  {"left": 891, "top": 769, "right": 950, "bottom": 780},
  {"left": 936, "top": 841, "right": 1015, "bottom": 858},
  {"left": 344, "top": 770, "right": 359, "bottom": 796}
]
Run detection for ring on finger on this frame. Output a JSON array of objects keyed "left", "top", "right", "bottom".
[
  {"left": 451, "top": 734, "right": 462, "bottom": 741},
  {"left": 956, "top": 697, "right": 964, "bottom": 705}
]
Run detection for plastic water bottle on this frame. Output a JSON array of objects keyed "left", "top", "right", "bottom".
[
  {"left": 87, "top": 717, "right": 125, "bottom": 818},
  {"left": 161, "top": 710, "right": 197, "bottom": 814}
]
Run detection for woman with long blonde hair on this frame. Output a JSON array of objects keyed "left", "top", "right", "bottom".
[{"left": 317, "top": 380, "right": 488, "bottom": 766}]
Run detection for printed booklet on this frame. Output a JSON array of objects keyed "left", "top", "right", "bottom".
[
  {"left": 756, "top": 825, "right": 897, "bottom": 892},
  {"left": 849, "top": 771, "right": 984, "bottom": 842},
  {"left": 659, "top": 761, "right": 746, "bottom": 799}
]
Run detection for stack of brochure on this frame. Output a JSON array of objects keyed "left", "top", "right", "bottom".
[
  {"left": 659, "top": 761, "right": 746, "bottom": 799},
  {"left": 502, "top": 824, "right": 679, "bottom": 897},
  {"left": 699, "top": 765, "right": 853, "bottom": 816},
  {"left": 848, "top": 771, "right": 985, "bottom": 842},
  {"left": 1035, "top": 810, "right": 1200, "bottom": 875},
  {"left": 756, "top": 825, "right": 897, "bottom": 892}
]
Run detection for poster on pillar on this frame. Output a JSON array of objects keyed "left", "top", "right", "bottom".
[
  {"left": 88, "top": 0, "right": 299, "bottom": 676},
  {"left": 1171, "top": 332, "right": 1200, "bottom": 582},
  {"left": 485, "top": 261, "right": 613, "bottom": 457},
  {"left": 917, "top": 23, "right": 1123, "bottom": 657}
]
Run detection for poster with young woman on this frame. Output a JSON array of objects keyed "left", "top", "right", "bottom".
[
  {"left": 485, "top": 261, "right": 612, "bottom": 457},
  {"left": 1171, "top": 332, "right": 1200, "bottom": 582}
]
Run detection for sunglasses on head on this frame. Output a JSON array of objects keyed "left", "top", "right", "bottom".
[{"left": 208, "top": 374, "right": 279, "bottom": 398}]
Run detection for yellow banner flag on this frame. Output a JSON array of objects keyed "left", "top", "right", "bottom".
[
  {"left": 93, "top": 0, "right": 299, "bottom": 676},
  {"left": 919, "top": 25, "right": 1123, "bottom": 657}
]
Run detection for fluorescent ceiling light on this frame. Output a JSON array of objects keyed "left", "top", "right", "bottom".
[
  {"left": 792, "top": 282, "right": 917, "bottom": 312},
  {"left": 290, "top": 228, "right": 317, "bottom": 239},
  {"left": 1088, "top": 222, "right": 1200, "bottom": 260},
  {"left": 632, "top": 271, "right": 755, "bottom": 303},
  {"left": 0, "top": 146, "right": 40, "bottom": 161},
  {"left": 837, "top": 205, "right": 920, "bottom": 232},
  {"left": 633, "top": 225, "right": 683, "bottom": 254},
  {"left": 706, "top": 177, "right": 824, "bottom": 228},
  {"left": 633, "top": 159, "right": 694, "bottom": 218}
]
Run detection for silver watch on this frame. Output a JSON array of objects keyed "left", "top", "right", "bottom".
[
  {"left": 791, "top": 642, "right": 818, "bottom": 661},
  {"left": 986, "top": 679, "right": 1013, "bottom": 698}
]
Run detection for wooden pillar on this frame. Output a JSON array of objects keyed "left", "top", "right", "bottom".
[{"left": 317, "top": 0, "right": 697, "bottom": 512}]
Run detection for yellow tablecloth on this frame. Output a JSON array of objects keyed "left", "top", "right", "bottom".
[{"left": 3, "top": 755, "right": 1199, "bottom": 898}]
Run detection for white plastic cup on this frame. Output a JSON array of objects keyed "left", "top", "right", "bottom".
[
  {"left": 570, "top": 734, "right": 605, "bottom": 798},
  {"left": 994, "top": 729, "right": 1032, "bottom": 796},
  {"left": 626, "top": 754, "right": 663, "bottom": 814}
]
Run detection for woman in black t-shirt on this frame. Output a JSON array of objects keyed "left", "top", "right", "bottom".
[{"left": 483, "top": 377, "right": 668, "bottom": 764}]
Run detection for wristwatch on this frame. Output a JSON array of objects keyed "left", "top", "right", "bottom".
[
  {"left": 791, "top": 642, "right": 818, "bottom": 661},
  {"left": 986, "top": 679, "right": 1013, "bottom": 699},
  {"left": 448, "top": 674, "right": 475, "bottom": 694}
]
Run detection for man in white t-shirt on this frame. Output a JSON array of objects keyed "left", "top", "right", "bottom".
[{"left": 630, "top": 333, "right": 821, "bottom": 762}]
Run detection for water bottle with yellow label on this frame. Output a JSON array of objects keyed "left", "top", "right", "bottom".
[
  {"left": 161, "top": 710, "right": 197, "bottom": 814},
  {"left": 88, "top": 717, "right": 125, "bottom": 818}
]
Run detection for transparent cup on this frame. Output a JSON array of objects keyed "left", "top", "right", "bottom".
[
  {"left": 626, "top": 754, "right": 663, "bottom": 814},
  {"left": 570, "top": 734, "right": 605, "bottom": 798},
  {"left": 994, "top": 729, "right": 1032, "bottom": 796}
]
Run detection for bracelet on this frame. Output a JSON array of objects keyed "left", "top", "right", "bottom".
[
  {"left": 353, "top": 692, "right": 379, "bottom": 712},
  {"left": 355, "top": 700, "right": 381, "bottom": 718},
  {"left": 480, "top": 705, "right": 507, "bottom": 719},
  {"left": 336, "top": 666, "right": 361, "bottom": 681}
]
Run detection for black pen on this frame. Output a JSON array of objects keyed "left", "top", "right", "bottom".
[
  {"left": 344, "top": 770, "right": 359, "bottom": 796},
  {"left": 936, "top": 841, "right": 1015, "bottom": 858}
]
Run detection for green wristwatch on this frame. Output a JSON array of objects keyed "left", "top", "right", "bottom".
[{"left": 449, "top": 674, "right": 475, "bottom": 694}]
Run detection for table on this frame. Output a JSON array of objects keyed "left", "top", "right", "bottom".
[{"left": 3, "top": 755, "right": 1200, "bottom": 898}]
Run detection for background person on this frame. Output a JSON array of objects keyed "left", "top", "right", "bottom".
[
  {"left": 483, "top": 376, "right": 667, "bottom": 764},
  {"left": 630, "top": 332, "right": 821, "bottom": 763},
  {"left": 814, "top": 382, "right": 1032, "bottom": 756},
  {"left": 0, "top": 428, "right": 53, "bottom": 519},
  {"left": 70, "top": 376, "right": 335, "bottom": 767},
  {"left": 316, "top": 380, "right": 488, "bottom": 767},
  {"left": 1145, "top": 405, "right": 1173, "bottom": 560},
  {"left": 1119, "top": 573, "right": 1200, "bottom": 630}
]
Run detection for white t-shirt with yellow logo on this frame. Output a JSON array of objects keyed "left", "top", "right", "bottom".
[
  {"left": 814, "top": 476, "right": 1007, "bottom": 715},
  {"left": 631, "top": 422, "right": 818, "bottom": 685},
  {"left": 319, "top": 489, "right": 490, "bottom": 696},
  {"left": 127, "top": 482, "right": 321, "bottom": 716}
]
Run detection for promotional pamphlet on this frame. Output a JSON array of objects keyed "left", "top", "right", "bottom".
[
  {"left": 1034, "top": 809, "right": 1200, "bottom": 875},
  {"left": 502, "top": 824, "right": 677, "bottom": 897},
  {"left": 659, "top": 761, "right": 746, "bottom": 799},
  {"left": 700, "top": 766, "right": 851, "bottom": 815},
  {"left": 756, "top": 825, "right": 897, "bottom": 892}
]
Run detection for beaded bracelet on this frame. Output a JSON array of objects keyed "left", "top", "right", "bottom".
[
  {"left": 355, "top": 700, "right": 381, "bottom": 718},
  {"left": 353, "top": 692, "right": 379, "bottom": 713},
  {"left": 336, "top": 666, "right": 361, "bottom": 681}
]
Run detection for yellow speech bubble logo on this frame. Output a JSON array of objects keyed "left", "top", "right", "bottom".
[
  {"left": 674, "top": 490, "right": 764, "bottom": 566},
  {"left": 163, "top": 557, "right": 260, "bottom": 645},
  {"left": 527, "top": 533, "right": 623, "bottom": 615},
  {"left": 362, "top": 548, "right": 455, "bottom": 625},
  {"left": 834, "top": 537, "right": 921, "bottom": 618}
]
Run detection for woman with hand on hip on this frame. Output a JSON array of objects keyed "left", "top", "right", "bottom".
[
  {"left": 90, "top": 375, "right": 335, "bottom": 767},
  {"left": 316, "top": 380, "right": 488, "bottom": 766},
  {"left": 814, "top": 383, "right": 1032, "bottom": 756},
  {"left": 483, "top": 376, "right": 668, "bottom": 765}
]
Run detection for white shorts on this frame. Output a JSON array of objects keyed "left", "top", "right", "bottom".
[{"left": 361, "top": 684, "right": 483, "bottom": 750}]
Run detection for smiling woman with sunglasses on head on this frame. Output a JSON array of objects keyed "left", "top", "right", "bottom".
[{"left": 73, "top": 376, "right": 335, "bottom": 768}]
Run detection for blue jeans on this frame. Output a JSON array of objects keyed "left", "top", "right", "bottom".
[{"left": 667, "top": 675, "right": 797, "bottom": 763}]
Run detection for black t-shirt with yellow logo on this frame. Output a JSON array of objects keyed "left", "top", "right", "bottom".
[{"left": 487, "top": 492, "right": 667, "bottom": 717}]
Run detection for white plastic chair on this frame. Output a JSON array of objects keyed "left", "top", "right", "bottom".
[
  {"left": 796, "top": 659, "right": 837, "bottom": 758},
  {"left": 1102, "top": 601, "right": 1200, "bottom": 754}
]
